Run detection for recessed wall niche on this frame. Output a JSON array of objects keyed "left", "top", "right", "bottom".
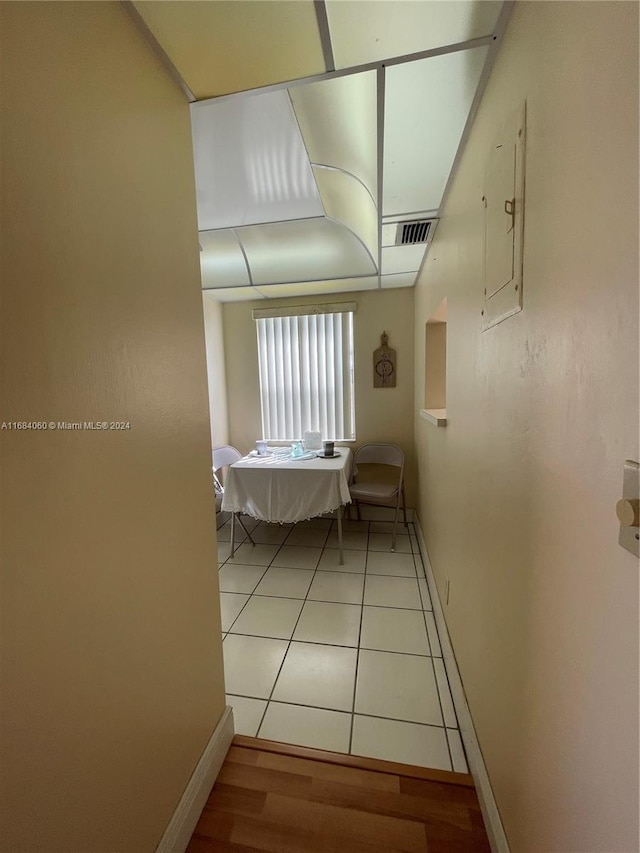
[{"left": 422, "top": 297, "right": 447, "bottom": 427}]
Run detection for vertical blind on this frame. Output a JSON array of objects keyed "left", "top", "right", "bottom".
[{"left": 255, "top": 310, "right": 355, "bottom": 441}]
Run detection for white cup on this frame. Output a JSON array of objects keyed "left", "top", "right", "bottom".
[{"left": 256, "top": 440, "right": 268, "bottom": 456}]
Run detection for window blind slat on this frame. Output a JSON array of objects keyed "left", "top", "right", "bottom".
[
  {"left": 290, "top": 317, "right": 301, "bottom": 439},
  {"left": 317, "top": 314, "right": 327, "bottom": 438},
  {"left": 268, "top": 319, "right": 278, "bottom": 438},
  {"left": 282, "top": 316, "right": 293, "bottom": 440},
  {"left": 257, "top": 320, "right": 270, "bottom": 437},
  {"left": 274, "top": 319, "right": 284, "bottom": 437},
  {"left": 310, "top": 317, "right": 319, "bottom": 436},
  {"left": 326, "top": 315, "right": 336, "bottom": 437},
  {"left": 334, "top": 313, "right": 344, "bottom": 438},
  {"left": 300, "top": 315, "right": 312, "bottom": 432}
]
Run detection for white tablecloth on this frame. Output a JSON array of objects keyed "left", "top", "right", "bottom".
[{"left": 221, "top": 448, "right": 353, "bottom": 523}]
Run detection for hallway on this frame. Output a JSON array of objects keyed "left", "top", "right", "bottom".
[{"left": 218, "top": 512, "right": 467, "bottom": 773}]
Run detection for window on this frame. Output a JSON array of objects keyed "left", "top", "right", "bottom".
[{"left": 254, "top": 303, "right": 356, "bottom": 441}]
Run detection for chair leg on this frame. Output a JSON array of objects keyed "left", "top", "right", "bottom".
[
  {"left": 391, "top": 496, "right": 400, "bottom": 551},
  {"left": 355, "top": 499, "right": 361, "bottom": 522},
  {"left": 238, "top": 516, "right": 255, "bottom": 546},
  {"left": 401, "top": 485, "right": 408, "bottom": 529}
]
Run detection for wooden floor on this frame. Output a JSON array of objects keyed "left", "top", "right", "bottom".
[{"left": 187, "top": 736, "right": 490, "bottom": 852}]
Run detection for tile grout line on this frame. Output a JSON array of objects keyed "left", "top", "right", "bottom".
[
  {"left": 406, "top": 532, "right": 455, "bottom": 770},
  {"left": 224, "top": 631, "right": 437, "bottom": 658},
  {"left": 227, "top": 693, "right": 451, "bottom": 732},
  {"left": 253, "top": 518, "right": 332, "bottom": 739},
  {"left": 348, "top": 519, "right": 369, "bottom": 754},
  {"left": 412, "top": 529, "right": 457, "bottom": 772}
]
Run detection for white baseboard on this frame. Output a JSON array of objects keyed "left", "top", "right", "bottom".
[
  {"left": 414, "top": 519, "right": 510, "bottom": 853},
  {"left": 156, "top": 705, "right": 235, "bottom": 853}
]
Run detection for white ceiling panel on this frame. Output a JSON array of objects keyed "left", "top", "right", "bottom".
[
  {"left": 133, "top": 1, "right": 325, "bottom": 99},
  {"left": 381, "top": 223, "right": 398, "bottom": 247},
  {"left": 383, "top": 46, "right": 489, "bottom": 216},
  {"left": 239, "top": 217, "right": 376, "bottom": 286},
  {"left": 191, "top": 90, "right": 323, "bottom": 230},
  {"left": 289, "top": 71, "right": 378, "bottom": 198},
  {"left": 199, "top": 230, "right": 250, "bottom": 288},
  {"left": 313, "top": 166, "right": 378, "bottom": 265},
  {"left": 204, "top": 286, "right": 265, "bottom": 303},
  {"left": 254, "top": 277, "right": 379, "bottom": 299},
  {"left": 380, "top": 272, "right": 418, "bottom": 289},
  {"left": 326, "top": 0, "right": 501, "bottom": 69},
  {"left": 381, "top": 244, "right": 426, "bottom": 275},
  {"left": 382, "top": 210, "right": 439, "bottom": 224}
]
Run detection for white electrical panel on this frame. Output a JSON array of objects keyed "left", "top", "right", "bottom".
[{"left": 482, "top": 103, "right": 526, "bottom": 330}]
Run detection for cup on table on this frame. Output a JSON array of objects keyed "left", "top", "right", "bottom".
[
  {"left": 322, "top": 440, "right": 334, "bottom": 457},
  {"left": 256, "top": 440, "right": 268, "bottom": 456}
]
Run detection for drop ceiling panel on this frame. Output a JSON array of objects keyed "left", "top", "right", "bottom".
[
  {"left": 289, "top": 72, "right": 378, "bottom": 198},
  {"left": 380, "top": 272, "right": 418, "bottom": 289},
  {"left": 204, "top": 286, "right": 265, "bottom": 303},
  {"left": 383, "top": 46, "right": 489, "bottom": 216},
  {"left": 133, "top": 1, "right": 325, "bottom": 98},
  {"left": 199, "top": 230, "right": 250, "bottom": 288},
  {"left": 313, "top": 166, "right": 378, "bottom": 265},
  {"left": 382, "top": 210, "right": 438, "bottom": 224},
  {"left": 191, "top": 91, "right": 323, "bottom": 231},
  {"left": 239, "top": 218, "right": 376, "bottom": 286},
  {"left": 381, "top": 223, "right": 397, "bottom": 248},
  {"left": 381, "top": 245, "right": 426, "bottom": 275},
  {"left": 254, "top": 277, "right": 379, "bottom": 299},
  {"left": 325, "top": 0, "right": 501, "bottom": 69}
]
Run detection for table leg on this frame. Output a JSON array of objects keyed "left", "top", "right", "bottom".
[
  {"left": 337, "top": 504, "right": 344, "bottom": 566},
  {"left": 230, "top": 513, "right": 236, "bottom": 557}
]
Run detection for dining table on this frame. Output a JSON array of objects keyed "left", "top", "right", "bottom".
[{"left": 221, "top": 446, "right": 353, "bottom": 564}]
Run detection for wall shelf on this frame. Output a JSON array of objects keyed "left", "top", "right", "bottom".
[{"left": 420, "top": 408, "right": 447, "bottom": 427}]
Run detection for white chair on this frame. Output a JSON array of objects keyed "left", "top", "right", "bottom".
[
  {"left": 349, "top": 443, "right": 408, "bottom": 550},
  {"left": 212, "top": 445, "right": 255, "bottom": 553}
]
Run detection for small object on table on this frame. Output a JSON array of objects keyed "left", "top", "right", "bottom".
[
  {"left": 291, "top": 441, "right": 304, "bottom": 458},
  {"left": 303, "top": 430, "right": 322, "bottom": 451},
  {"left": 322, "top": 440, "right": 335, "bottom": 457},
  {"left": 256, "top": 440, "right": 268, "bottom": 456}
]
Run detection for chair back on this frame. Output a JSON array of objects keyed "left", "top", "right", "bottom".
[
  {"left": 354, "top": 443, "right": 404, "bottom": 470},
  {"left": 212, "top": 444, "right": 243, "bottom": 473}
]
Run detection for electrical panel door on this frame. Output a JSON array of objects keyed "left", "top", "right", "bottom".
[{"left": 482, "top": 104, "right": 526, "bottom": 329}]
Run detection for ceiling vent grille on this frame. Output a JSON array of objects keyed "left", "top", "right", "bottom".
[{"left": 398, "top": 220, "right": 431, "bottom": 245}]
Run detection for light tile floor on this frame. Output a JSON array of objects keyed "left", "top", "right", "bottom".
[{"left": 217, "top": 511, "right": 468, "bottom": 773}]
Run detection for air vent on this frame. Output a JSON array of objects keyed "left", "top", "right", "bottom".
[{"left": 399, "top": 220, "right": 431, "bottom": 245}]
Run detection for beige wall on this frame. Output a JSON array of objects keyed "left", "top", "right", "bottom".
[
  {"left": 223, "top": 288, "right": 417, "bottom": 504},
  {"left": 414, "top": 2, "right": 638, "bottom": 851},
  {"left": 0, "top": 4, "right": 225, "bottom": 851},
  {"left": 202, "top": 292, "right": 230, "bottom": 449}
]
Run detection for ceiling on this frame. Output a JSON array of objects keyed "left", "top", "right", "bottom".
[{"left": 129, "top": 1, "right": 508, "bottom": 301}]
